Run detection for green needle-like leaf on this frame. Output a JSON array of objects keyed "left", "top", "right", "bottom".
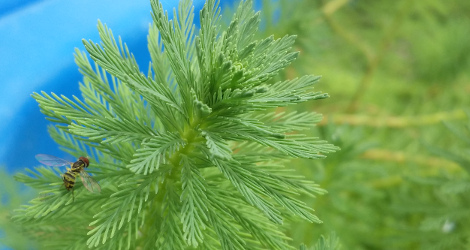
[{"left": 16, "top": 0, "right": 338, "bottom": 249}]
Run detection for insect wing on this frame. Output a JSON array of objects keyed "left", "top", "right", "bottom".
[
  {"left": 35, "top": 154, "right": 71, "bottom": 167},
  {"left": 79, "top": 170, "right": 101, "bottom": 193}
]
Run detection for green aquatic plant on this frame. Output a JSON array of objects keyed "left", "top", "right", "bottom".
[{"left": 13, "top": 0, "right": 337, "bottom": 249}]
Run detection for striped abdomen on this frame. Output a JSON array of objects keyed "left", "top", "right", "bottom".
[
  {"left": 63, "top": 170, "right": 80, "bottom": 190},
  {"left": 62, "top": 158, "right": 88, "bottom": 191}
]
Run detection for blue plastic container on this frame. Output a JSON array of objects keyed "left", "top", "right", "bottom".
[{"left": 0, "top": 0, "right": 222, "bottom": 171}]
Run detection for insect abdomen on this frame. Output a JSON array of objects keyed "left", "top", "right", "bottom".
[
  {"left": 63, "top": 159, "right": 87, "bottom": 191},
  {"left": 63, "top": 171, "right": 79, "bottom": 191}
]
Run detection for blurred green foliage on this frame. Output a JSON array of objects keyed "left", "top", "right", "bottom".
[
  {"left": 0, "top": 167, "right": 36, "bottom": 249},
  {"left": 245, "top": 0, "right": 470, "bottom": 249}
]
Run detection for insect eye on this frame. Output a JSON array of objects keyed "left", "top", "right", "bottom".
[{"left": 79, "top": 157, "right": 90, "bottom": 167}]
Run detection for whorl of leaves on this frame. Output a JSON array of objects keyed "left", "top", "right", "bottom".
[{"left": 15, "top": 0, "right": 338, "bottom": 249}]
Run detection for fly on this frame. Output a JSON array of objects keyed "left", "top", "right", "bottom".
[{"left": 35, "top": 154, "right": 101, "bottom": 200}]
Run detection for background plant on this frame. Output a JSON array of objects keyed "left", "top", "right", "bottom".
[
  {"left": 0, "top": 167, "right": 36, "bottom": 249},
  {"left": 241, "top": 0, "right": 470, "bottom": 249},
  {"left": 10, "top": 0, "right": 338, "bottom": 249}
]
